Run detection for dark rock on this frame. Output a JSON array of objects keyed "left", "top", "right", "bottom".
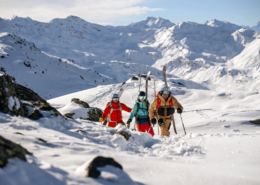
[
  {"left": 117, "top": 131, "right": 131, "bottom": 141},
  {"left": 39, "top": 105, "right": 53, "bottom": 111},
  {"left": 64, "top": 113, "right": 75, "bottom": 119},
  {"left": 87, "top": 108, "right": 103, "bottom": 121},
  {"left": 131, "top": 76, "right": 138, "bottom": 81},
  {"left": 249, "top": 119, "right": 260, "bottom": 124},
  {"left": 28, "top": 109, "right": 43, "bottom": 120},
  {"left": 35, "top": 137, "right": 47, "bottom": 143},
  {"left": 86, "top": 156, "right": 123, "bottom": 178},
  {"left": 14, "top": 132, "right": 24, "bottom": 135},
  {"left": 0, "top": 74, "right": 25, "bottom": 116},
  {"left": 0, "top": 135, "right": 32, "bottom": 168},
  {"left": 0, "top": 74, "right": 63, "bottom": 119},
  {"left": 177, "top": 82, "right": 184, "bottom": 86},
  {"left": 71, "top": 98, "right": 90, "bottom": 108}
]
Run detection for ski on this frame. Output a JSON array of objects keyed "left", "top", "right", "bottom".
[
  {"left": 145, "top": 71, "right": 150, "bottom": 107},
  {"left": 162, "top": 66, "right": 177, "bottom": 134},
  {"left": 153, "top": 76, "right": 159, "bottom": 135},
  {"left": 118, "top": 82, "right": 127, "bottom": 99},
  {"left": 138, "top": 71, "right": 141, "bottom": 95}
]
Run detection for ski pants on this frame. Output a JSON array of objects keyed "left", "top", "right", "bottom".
[
  {"left": 108, "top": 120, "right": 126, "bottom": 128},
  {"left": 158, "top": 116, "right": 171, "bottom": 136},
  {"left": 136, "top": 122, "right": 154, "bottom": 137}
]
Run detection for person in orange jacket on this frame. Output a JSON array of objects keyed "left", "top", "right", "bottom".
[
  {"left": 99, "top": 94, "right": 132, "bottom": 128},
  {"left": 149, "top": 85, "right": 183, "bottom": 136}
]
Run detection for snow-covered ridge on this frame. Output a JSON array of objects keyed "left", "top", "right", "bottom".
[{"left": 1, "top": 15, "right": 260, "bottom": 96}]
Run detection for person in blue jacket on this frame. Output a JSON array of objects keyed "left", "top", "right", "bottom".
[{"left": 127, "top": 91, "right": 155, "bottom": 137}]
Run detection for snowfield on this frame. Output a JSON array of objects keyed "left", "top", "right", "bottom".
[{"left": 0, "top": 15, "right": 260, "bottom": 185}]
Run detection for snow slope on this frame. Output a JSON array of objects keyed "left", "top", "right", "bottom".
[
  {"left": 1, "top": 16, "right": 259, "bottom": 95},
  {"left": 0, "top": 32, "right": 117, "bottom": 99},
  {"left": 1, "top": 74, "right": 260, "bottom": 184}
]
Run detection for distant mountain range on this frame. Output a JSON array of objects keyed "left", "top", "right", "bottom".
[{"left": 0, "top": 16, "right": 259, "bottom": 98}]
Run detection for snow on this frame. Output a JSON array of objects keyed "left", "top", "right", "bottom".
[{"left": 0, "top": 15, "right": 260, "bottom": 185}]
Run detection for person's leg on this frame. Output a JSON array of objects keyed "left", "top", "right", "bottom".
[
  {"left": 136, "top": 123, "right": 145, "bottom": 132},
  {"left": 159, "top": 118, "right": 170, "bottom": 136},
  {"left": 145, "top": 122, "right": 154, "bottom": 137}
]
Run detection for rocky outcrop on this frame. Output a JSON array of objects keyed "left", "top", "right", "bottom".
[
  {"left": 0, "top": 74, "right": 63, "bottom": 120},
  {"left": 249, "top": 119, "right": 260, "bottom": 125},
  {"left": 71, "top": 98, "right": 90, "bottom": 108},
  {"left": 85, "top": 156, "right": 123, "bottom": 178},
  {"left": 117, "top": 131, "right": 131, "bottom": 141},
  {"left": 87, "top": 108, "right": 103, "bottom": 121},
  {"left": 65, "top": 113, "right": 75, "bottom": 119},
  {"left": 0, "top": 135, "right": 32, "bottom": 168}
]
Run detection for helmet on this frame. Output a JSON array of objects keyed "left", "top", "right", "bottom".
[
  {"left": 112, "top": 94, "right": 119, "bottom": 99},
  {"left": 160, "top": 85, "right": 170, "bottom": 95},
  {"left": 139, "top": 91, "right": 146, "bottom": 96}
]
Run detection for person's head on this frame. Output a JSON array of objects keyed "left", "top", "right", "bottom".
[
  {"left": 112, "top": 94, "right": 119, "bottom": 103},
  {"left": 160, "top": 86, "right": 170, "bottom": 100},
  {"left": 138, "top": 91, "right": 146, "bottom": 102}
]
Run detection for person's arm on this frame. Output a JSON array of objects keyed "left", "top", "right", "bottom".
[
  {"left": 128, "top": 103, "right": 138, "bottom": 120},
  {"left": 102, "top": 105, "right": 110, "bottom": 120},
  {"left": 121, "top": 103, "right": 132, "bottom": 113},
  {"left": 149, "top": 98, "right": 157, "bottom": 119},
  {"left": 171, "top": 96, "right": 183, "bottom": 111}
]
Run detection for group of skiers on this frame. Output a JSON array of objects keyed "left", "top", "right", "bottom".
[{"left": 99, "top": 85, "right": 183, "bottom": 137}]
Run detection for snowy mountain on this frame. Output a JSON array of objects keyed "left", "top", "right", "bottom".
[
  {"left": 1, "top": 16, "right": 259, "bottom": 95},
  {"left": 0, "top": 32, "right": 117, "bottom": 99},
  {"left": 129, "top": 16, "right": 175, "bottom": 29},
  {"left": 1, "top": 15, "right": 260, "bottom": 185},
  {"left": 206, "top": 19, "right": 243, "bottom": 31},
  {"left": 251, "top": 21, "right": 260, "bottom": 32}
]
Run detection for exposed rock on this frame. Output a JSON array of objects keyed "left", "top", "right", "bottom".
[
  {"left": 131, "top": 76, "right": 138, "bottom": 81},
  {"left": 85, "top": 156, "right": 123, "bottom": 178},
  {"left": 28, "top": 109, "right": 43, "bottom": 120},
  {"left": 0, "top": 74, "right": 63, "bottom": 119},
  {"left": 0, "top": 74, "right": 25, "bottom": 116},
  {"left": 249, "top": 119, "right": 260, "bottom": 124},
  {"left": 117, "top": 131, "right": 131, "bottom": 141},
  {"left": 39, "top": 105, "right": 53, "bottom": 111},
  {"left": 0, "top": 135, "right": 32, "bottom": 168},
  {"left": 35, "top": 137, "right": 47, "bottom": 143},
  {"left": 71, "top": 98, "right": 90, "bottom": 108},
  {"left": 64, "top": 113, "right": 75, "bottom": 119},
  {"left": 87, "top": 108, "right": 103, "bottom": 121}
]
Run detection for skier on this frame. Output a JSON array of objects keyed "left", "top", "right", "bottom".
[
  {"left": 149, "top": 85, "right": 183, "bottom": 136},
  {"left": 127, "top": 91, "right": 155, "bottom": 137},
  {"left": 99, "top": 94, "right": 132, "bottom": 128}
]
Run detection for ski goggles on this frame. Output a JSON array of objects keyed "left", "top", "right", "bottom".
[
  {"left": 139, "top": 96, "right": 146, "bottom": 100},
  {"left": 112, "top": 98, "right": 119, "bottom": 101},
  {"left": 161, "top": 90, "right": 170, "bottom": 95}
]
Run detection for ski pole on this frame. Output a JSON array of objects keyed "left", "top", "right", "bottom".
[{"left": 180, "top": 114, "right": 186, "bottom": 135}]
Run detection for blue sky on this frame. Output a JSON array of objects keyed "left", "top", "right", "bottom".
[
  {"left": 0, "top": 0, "right": 259, "bottom": 26},
  {"left": 129, "top": 0, "right": 260, "bottom": 26}
]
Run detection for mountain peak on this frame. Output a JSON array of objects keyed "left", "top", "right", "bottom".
[
  {"left": 207, "top": 19, "right": 242, "bottom": 31},
  {"left": 131, "top": 17, "right": 174, "bottom": 29}
]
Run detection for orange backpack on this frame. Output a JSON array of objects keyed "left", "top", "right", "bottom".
[{"left": 156, "top": 94, "right": 173, "bottom": 110}]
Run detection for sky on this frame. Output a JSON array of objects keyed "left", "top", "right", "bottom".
[{"left": 0, "top": 0, "right": 259, "bottom": 26}]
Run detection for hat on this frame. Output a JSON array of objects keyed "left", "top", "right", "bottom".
[
  {"left": 112, "top": 94, "right": 119, "bottom": 99},
  {"left": 139, "top": 91, "right": 146, "bottom": 96}
]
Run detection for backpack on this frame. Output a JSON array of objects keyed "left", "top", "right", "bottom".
[
  {"left": 156, "top": 94, "right": 173, "bottom": 110},
  {"left": 134, "top": 101, "right": 149, "bottom": 119},
  {"left": 109, "top": 103, "right": 122, "bottom": 115}
]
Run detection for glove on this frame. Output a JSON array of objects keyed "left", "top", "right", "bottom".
[
  {"left": 127, "top": 119, "right": 132, "bottom": 129},
  {"left": 177, "top": 108, "right": 182, "bottom": 114},
  {"left": 151, "top": 118, "right": 156, "bottom": 126},
  {"left": 99, "top": 117, "right": 104, "bottom": 122}
]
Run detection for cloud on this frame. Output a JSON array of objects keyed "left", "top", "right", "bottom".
[{"left": 0, "top": 0, "right": 163, "bottom": 25}]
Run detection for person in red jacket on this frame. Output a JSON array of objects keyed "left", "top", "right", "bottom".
[{"left": 99, "top": 94, "right": 132, "bottom": 128}]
